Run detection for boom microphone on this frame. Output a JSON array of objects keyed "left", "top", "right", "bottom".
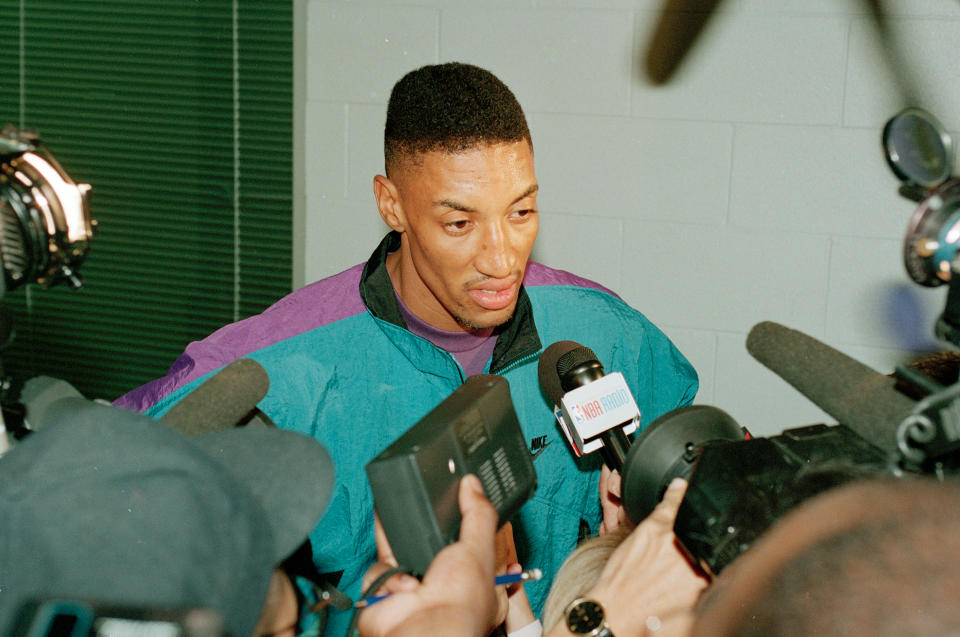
[
  {"left": 538, "top": 341, "right": 640, "bottom": 471},
  {"left": 642, "top": 0, "right": 725, "bottom": 85},
  {"left": 160, "top": 358, "right": 271, "bottom": 436},
  {"left": 745, "top": 321, "right": 916, "bottom": 455}
]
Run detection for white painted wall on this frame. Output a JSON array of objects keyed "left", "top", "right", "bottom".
[{"left": 296, "top": 0, "right": 960, "bottom": 436}]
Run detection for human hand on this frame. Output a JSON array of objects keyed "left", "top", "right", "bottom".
[
  {"left": 357, "top": 474, "right": 504, "bottom": 637},
  {"left": 496, "top": 523, "right": 536, "bottom": 633},
  {"left": 562, "top": 478, "right": 708, "bottom": 637},
  {"left": 598, "top": 465, "right": 630, "bottom": 534},
  {"left": 494, "top": 522, "right": 534, "bottom": 632}
]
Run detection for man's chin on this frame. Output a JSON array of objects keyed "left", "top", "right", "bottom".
[{"left": 455, "top": 306, "right": 515, "bottom": 331}]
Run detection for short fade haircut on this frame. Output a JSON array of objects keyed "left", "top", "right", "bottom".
[{"left": 384, "top": 62, "right": 531, "bottom": 175}]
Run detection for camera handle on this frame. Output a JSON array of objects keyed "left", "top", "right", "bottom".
[{"left": 896, "top": 373, "right": 960, "bottom": 469}]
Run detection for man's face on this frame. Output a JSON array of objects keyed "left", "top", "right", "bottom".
[{"left": 378, "top": 141, "right": 539, "bottom": 331}]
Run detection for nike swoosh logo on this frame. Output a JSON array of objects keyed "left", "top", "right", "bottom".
[{"left": 530, "top": 439, "right": 553, "bottom": 460}]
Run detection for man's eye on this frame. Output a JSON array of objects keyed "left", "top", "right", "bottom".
[
  {"left": 445, "top": 220, "right": 470, "bottom": 231},
  {"left": 513, "top": 209, "right": 536, "bottom": 220}
]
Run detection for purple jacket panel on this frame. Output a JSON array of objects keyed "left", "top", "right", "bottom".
[
  {"left": 113, "top": 263, "right": 366, "bottom": 411},
  {"left": 113, "top": 260, "right": 612, "bottom": 412}
]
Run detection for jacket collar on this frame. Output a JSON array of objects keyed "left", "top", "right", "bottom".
[{"left": 359, "top": 231, "right": 541, "bottom": 373}]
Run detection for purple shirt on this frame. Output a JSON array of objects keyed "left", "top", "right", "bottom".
[{"left": 395, "top": 293, "right": 498, "bottom": 377}]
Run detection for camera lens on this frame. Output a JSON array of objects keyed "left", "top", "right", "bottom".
[{"left": 621, "top": 405, "right": 744, "bottom": 525}]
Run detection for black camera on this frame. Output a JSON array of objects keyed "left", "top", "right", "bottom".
[
  {"left": 620, "top": 318, "right": 960, "bottom": 576},
  {"left": 619, "top": 108, "right": 960, "bottom": 577},
  {"left": 621, "top": 404, "right": 897, "bottom": 576}
]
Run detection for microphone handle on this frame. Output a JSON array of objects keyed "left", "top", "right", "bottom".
[{"left": 599, "top": 427, "right": 631, "bottom": 473}]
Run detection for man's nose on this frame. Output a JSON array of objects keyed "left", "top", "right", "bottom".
[{"left": 476, "top": 221, "right": 515, "bottom": 278}]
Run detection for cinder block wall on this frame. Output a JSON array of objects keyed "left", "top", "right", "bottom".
[{"left": 297, "top": 0, "right": 960, "bottom": 436}]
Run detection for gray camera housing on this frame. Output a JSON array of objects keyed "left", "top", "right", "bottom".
[{"left": 366, "top": 374, "right": 537, "bottom": 576}]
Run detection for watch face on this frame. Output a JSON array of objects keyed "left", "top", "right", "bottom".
[{"left": 568, "top": 599, "right": 605, "bottom": 633}]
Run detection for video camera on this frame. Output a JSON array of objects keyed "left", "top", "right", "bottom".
[{"left": 619, "top": 107, "right": 960, "bottom": 577}]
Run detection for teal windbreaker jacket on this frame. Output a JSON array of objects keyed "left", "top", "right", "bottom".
[{"left": 116, "top": 232, "right": 698, "bottom": 635}]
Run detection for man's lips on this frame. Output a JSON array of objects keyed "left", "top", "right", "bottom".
[{"left": 468, "top": 280, "right": 518, "bottom": 311}]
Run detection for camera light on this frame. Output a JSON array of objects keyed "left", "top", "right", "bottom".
[{"left": 0, "top": 126, "right": 95, "bottom": 292}]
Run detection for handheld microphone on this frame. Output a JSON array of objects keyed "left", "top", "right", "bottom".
[
  {"left": 745, "top": 321, "right": 916, "bottom": 455},
  {"left": 538, "top": 341, "right": 640, "bottom": 471},
  {"left": 160, "top": 358, "right": 271, "bottom": 436}
]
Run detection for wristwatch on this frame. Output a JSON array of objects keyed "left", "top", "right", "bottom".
[{"left": 564, "top": 597, "right": 614, "bottom": 637}]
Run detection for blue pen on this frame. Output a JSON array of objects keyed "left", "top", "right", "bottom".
[
  {"left": 494, "top": 568, "right": 543, "bottom": 586},
  {"left": 355, "top": 568, "right": 543, "bottom": 608}
]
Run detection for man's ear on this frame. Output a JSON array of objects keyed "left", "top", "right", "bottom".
[{"left": 373, "top": 174, "right": 405, "bottom": 233}]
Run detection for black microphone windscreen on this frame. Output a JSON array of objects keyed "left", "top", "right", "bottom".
[
  {"left": 538, "top": 340, "right": 582, "bottom": 406},
  {"left": 161, "top": 357, "right": 270, "bottom": 436},
  {"left": 556, "top": 345, "right": 602, "bottom": 379},
  {"left": 746, "top": 321, "right": 915, "bottom": 454}
]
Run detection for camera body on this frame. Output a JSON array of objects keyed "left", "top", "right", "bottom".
[
  {"left": 621, "top": 406, "right": 896, "bottom": 576},
  {"left": 676, "top": 422, "right": 890, "bottom": 575},
  {"left": 618, "top": 107, "right": 960, "bottom": 577},
  {"left": 366, "top": 374, "right": 537, "bottom": 576}
]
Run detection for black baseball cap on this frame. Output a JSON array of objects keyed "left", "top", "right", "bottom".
[{"left": 0, "top": 397, "right": 333, "bottom": 637}]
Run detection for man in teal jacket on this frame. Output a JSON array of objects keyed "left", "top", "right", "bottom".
[{"left": 115, "top": 62, "right": 698, "bottom": 636}]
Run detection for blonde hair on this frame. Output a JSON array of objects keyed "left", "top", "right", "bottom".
[{"left": 541, "top": 527, "right": 631, "bottom": 631}]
